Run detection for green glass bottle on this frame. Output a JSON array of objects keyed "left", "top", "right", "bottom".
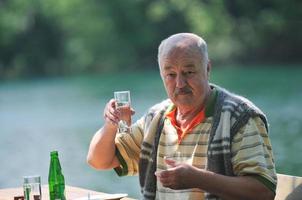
[{"left": 48, "top": 151, "right": 66, "bottom": 200}]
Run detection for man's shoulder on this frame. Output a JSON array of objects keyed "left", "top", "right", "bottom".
[
  {"left": 212, "top": 84, "right": 268, "bottom": 131},
  {"left": 213, "top": 84, "right": 264, "bottom": 115}
]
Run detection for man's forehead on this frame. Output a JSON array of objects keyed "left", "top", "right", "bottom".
[
  {"left": 161, "top": 39, "right": 202, "bottom": 63},
  {"left": 163, "top": 63, "right": 196, "bottom": 71},
  {"left": 163, "top": 38, "right": 199, "bottom": 53},
  {"left": 161, "top": 46, "right": 202, "bottom": 64}
]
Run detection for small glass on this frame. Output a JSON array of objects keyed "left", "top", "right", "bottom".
[
  {"left": 165, "top": 151, "right": 192, "bottom": 166},
  {"left": 23, "top": 175, "right": 42, "bottom": 200},
  {"left": 114, "top": 91, "right": 131, "bottom": 133}
]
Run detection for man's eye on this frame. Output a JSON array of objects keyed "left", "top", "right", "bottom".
[
  {"left": 166, "top": 73, "right": 176, "bottom": 78},
  {"left": 185, "top": 71, "right": 195, "bottom": 75}
]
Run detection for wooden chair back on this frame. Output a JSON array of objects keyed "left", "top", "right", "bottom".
[{"left": 275, "top": 173, "right": 302, "bottom": 200}]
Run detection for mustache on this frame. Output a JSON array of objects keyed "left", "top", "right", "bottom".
[{"left": 174, "top": 87, "right": 192, "bottom": 95}]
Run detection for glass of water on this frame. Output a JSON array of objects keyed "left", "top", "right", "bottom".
[
  {"left": 23, "top": 175, "right": 42, "bottom": 200},
  {"left": 165, "top": 151, "right": 192, "bottom": 166},
  {"left": 114, "top": 91, "right": 131, "bottom": 133}
]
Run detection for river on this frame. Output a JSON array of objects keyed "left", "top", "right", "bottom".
[{"left": 1, "top": 68, "right": 301, "bottom": 198}]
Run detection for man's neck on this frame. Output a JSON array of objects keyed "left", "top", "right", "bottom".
[
  {"left": 176, "top": 87, "right": 211, "bottom": 128},
  {"left": 177, "top": 106, "right": 201, "bottom": 121}
]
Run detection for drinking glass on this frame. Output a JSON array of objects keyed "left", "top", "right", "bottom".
[
  {"left": 114, "top": 91, "right": 131, "bottom": 133},
  {"left": 154, "top": 152, "right": 193, "bottom": 200},
  {"left": 165, "top": 151, "right": 192, "bottom": 166},
  {"left": 23, "top": 175, "right": 42, "bottom": 200}
]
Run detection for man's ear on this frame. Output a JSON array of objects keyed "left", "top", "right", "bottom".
[{"left": 207, "top": 60, "right": 211, "bottom": 78}]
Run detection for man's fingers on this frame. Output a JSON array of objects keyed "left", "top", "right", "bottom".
[
  {"left": 154, "top": 171, "right": 162, "bottom": 178},
  {"left": 155, "top": 169, "right": 174, "bottom": 179},
  {"left": 155, "top": 170, "right": 176, "bottom": 189},
  {"left": 104, "top": 99, "right": 120, "bottom": 124},
  {"left": 104, "top": 112, "right": 119, "bottom": 124},
  {"left": 161, "top": 179, "right": 172, "bottom": 187},
  {"left": 130, "top": 108, "right": 135, "bottom": 115},
  {"left": 108, "top": 105, "right": 120, "bottom": 118},
  {"left": 109, "top": 99, "right": 116, "bottom": 107}
]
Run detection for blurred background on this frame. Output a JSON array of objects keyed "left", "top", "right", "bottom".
[{"left": 0, "top": 0, "right": 301, "bottom": 198}]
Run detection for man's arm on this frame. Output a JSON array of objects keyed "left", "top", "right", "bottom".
[
  {"left": 87, "top": 99, "right": 122, "bottom": 169},
  {"left": 87, "top": 124, "right": 120, "bottom": 169},
  {"left": 156, "top": 160, "right": 275, "bottom": 200}
]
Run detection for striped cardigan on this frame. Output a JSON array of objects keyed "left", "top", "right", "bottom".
[{"left": 124, "top": 84, "right": 270, "bottom": 200}]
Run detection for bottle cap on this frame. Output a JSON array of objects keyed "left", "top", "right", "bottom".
[{"left": 50, "top": 151, "right": 58, "bottom": 156}]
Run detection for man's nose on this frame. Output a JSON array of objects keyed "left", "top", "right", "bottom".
[{"left": 176, "top": 74, "right": 187, "bottom": 88}]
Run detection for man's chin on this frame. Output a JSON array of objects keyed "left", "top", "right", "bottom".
[{"left": 175, "top": 96, "right": 193, "bottom": 106}]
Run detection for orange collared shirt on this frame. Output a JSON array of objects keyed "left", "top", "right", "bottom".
[{"left": 165, "top": 107, "right": 206, "bottom": 144}]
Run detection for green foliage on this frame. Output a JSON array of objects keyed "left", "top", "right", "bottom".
[
  {"left": 0, "top": 0, "right": 65, "bottom": 78},
  {"left": 0, "top": 0, "right": 301, "bottom": 79}
]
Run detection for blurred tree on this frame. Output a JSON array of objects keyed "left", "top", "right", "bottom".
[
  {"left": 0, "top": 0, "right": 301, "bottom": 79},
  {"left": 13, "top": 10, "right": 64, "bottom": 76},
  {"left": 224, "top": 0, "right": 302, "bottom": 63},
  {"left": 0, "top": 0, "right": 64, "bottom": 78}
]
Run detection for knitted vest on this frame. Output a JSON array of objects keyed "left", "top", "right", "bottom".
[{"left": 138, "top": 85, "right": 268, "bottom": 200}]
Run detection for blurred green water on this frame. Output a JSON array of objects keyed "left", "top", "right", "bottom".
[{"left": 0, "top": 67, "right": 301, "bottom": 198}]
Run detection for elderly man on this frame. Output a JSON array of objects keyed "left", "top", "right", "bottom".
[{"left": 87, "top": 33, "right": 277, "bottom": 200}]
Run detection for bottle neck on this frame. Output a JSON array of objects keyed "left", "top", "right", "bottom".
[{"left": 49, "top": 155, "right": 63, "bottom": 180}]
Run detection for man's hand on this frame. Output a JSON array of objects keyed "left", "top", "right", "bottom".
[
  {"left": 154, "top": 158, "right": 274, "bottom": 200},
  {"left": 87, "top": 99, "right": 135, "bottom": 170},
  {"left": 103, "top": 99, "right": 120, "bottom": 127},
  {"left": 155, "top": 158, "right": 201, "bottom": 190},
  {"left": 103, "top": 99, "right": 135, "bottom": 128}
]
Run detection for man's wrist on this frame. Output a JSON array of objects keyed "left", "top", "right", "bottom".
[
  {"left": 192, "top": 168, "right": 213, "bottom": 190},
  {"left": 104, "top": 121, "right": 118, "bottom": 132}
]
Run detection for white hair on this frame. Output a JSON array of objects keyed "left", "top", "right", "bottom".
[{"left": 157, "top": 33, "right": 209, "bottom": 68}]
